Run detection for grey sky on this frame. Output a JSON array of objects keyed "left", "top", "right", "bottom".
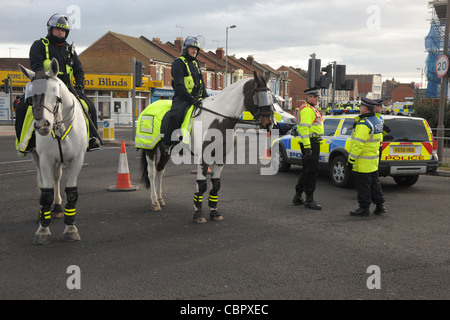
[{"left": 0, "top": 0, "right": 430, "bottom": 84}]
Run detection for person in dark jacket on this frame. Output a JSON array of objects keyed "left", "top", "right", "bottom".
[
  {"left": 163, "top": 36, "right": 208, "bottom": 154},
  {"left": 16, "top": 13, "right": 99, "bottom": 152}
]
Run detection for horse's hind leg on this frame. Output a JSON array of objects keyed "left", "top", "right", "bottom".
[
  {"left": 208, "top": 164, "right": 224, "bottom": 221},
  {"left": 52, "top": 163, "right": 64, "bottom": 219},
  {"left": 146, "top": 152, "right": 162, "bottom": 211}
]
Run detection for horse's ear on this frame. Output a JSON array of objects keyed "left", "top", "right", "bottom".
[
  {"left": 19, "top": 64, "right": 35, "bottom": 80},
  {"left": 49, "top": 58, "right": 59, "bottom": 78}
]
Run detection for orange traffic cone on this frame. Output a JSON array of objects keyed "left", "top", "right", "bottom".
[
  {"left": 108, "top": 140, "right": 137, "bottom": 192},
  {"left": 259, "top": 130, "right": 271, "bottom": 159}
]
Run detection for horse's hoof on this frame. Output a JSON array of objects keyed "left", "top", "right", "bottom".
[
  {"left": 158, "top": 198, "right": 166, "bottom": 207},
  {"left": 52, "top": 204, "right": 64, "bottom": 219},
  {"left": 63, "top": 225, "right": 81, "bottom": 242},
  {"left": 33, "top": 227, "right": 51, "bottom": 245},
  {"left": 210, "top": 210, "right": 223, "bottom": 221},
  {"left": 151, "top": 202, "right": 162, "bottom": 211},
  {"left": 193, "top": 212, "right": 207, "bottom": 224}
]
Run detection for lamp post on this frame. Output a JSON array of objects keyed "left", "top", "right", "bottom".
[{"left": 225, "top": 24, "right": 236, "bottom": 87}]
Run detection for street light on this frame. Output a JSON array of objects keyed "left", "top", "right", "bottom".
[{"left": 225, "top": 24, "right": 236, "bottom": 87}]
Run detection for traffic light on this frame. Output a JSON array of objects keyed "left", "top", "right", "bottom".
[
  {"left": 318, "top": 64, "right": 332, "bottom": 88},
  {"left": 307, "top": 58, "right": 321, "bottom": 88},
  {"left": 134, "top": 61, "right": 144, "bottom": 87},
  {"left": 2, "top": 78, "right": 9, "bottom": 93},
  {"left": 334, "top": 65, "right": 346, "bottom": 90}
]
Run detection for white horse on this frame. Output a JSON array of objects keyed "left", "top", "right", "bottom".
[
  {"left": 19, "top": 58, "right": 88, "bottom": 244},
  {"left": 139, "top": 71, "right": 274, "bottom": 223}
]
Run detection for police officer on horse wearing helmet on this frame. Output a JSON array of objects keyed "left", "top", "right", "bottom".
[
  {"left": 15, "top": 13, "right": 100, "bottom": 154},
  {"left": 163, "top": 35, "right": 208, "bottom": 155}
]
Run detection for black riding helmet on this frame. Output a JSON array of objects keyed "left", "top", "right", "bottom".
[
  {"left": 47, "top": 13, "right": 72, "bottom": 42},
  {"left": 182, "top": 36, "right": 201, "bottom": 58}
]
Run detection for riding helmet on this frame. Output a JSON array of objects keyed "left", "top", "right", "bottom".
[
  {"left": 182, "top": 36, "right": 201, "bottom": 57},
  {"left": 47, "top": 13, "right": 72, "bottom": 41}
]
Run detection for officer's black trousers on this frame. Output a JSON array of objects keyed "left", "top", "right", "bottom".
[
  {"left": 163, "top": 97, "right": 191, "bottom": 146},
  {"left": 353, "top": 171, "right": 384, "bottom": 209},
  {"left": 295, "top": 140, "right": 320, "bottom": 197}
]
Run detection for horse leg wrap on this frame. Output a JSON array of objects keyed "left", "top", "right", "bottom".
[
  {"left": 208, "top": 178, "right": 221, "bottom": 208},
  {"left": 194, "top": 179, "right": 207, "bottom": 211},
  {"left": 39, "top": 188, "right": 54, "bottom": 227},
  {"left": 64, "top": 187, "right": 78, "bottom": 225}
]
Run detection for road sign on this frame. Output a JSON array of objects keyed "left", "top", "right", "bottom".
[{"left": 436, "top": 54, "right": 449, "bottom": 78}]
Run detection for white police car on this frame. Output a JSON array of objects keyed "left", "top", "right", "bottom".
[{"left": 271, "top": 114, "right": 439, "bottom": 187}]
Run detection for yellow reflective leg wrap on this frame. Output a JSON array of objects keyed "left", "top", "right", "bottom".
[{"left": 208, "top": 194, "right": 218, "bottom": 208}]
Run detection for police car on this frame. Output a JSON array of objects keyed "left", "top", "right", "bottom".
[{"left": 271, "top": 114, "right": 439, "bottom": 187}]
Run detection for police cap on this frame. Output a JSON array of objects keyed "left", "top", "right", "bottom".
[
  {"left": 374, "top": 99, "right": 383, "bottom": 105},
  {"left": 361, "top": 97, "right": 377, "bottom": 110},
  {"left": 304, "top": 87, "right": 320, "bottom": 96}
]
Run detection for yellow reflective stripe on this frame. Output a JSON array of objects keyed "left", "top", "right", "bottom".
[
  {"left": 40, "top": 210, "right": 52, "bottom": 219},
  {"left": 64, "top": 208, "right": 76, "bottom": 216},
  {"left": 208, "top": 195, "right": 218, "bottom": 202},
  {"left": 61, "top": 125, "right": 72, "bottom": 140}
]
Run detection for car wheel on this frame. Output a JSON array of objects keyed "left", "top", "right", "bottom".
[
  {"left": 276, "top": 144, "right": 291, "bottom": 172},
  {"left": 330, "top": 155, "right": 353, "bottom": 188},
  {"left": 393, "top": 175, "right": 419, "bottom": 187}
]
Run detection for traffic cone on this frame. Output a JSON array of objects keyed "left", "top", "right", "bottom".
[
  {"left": 259, "top": 130, "right": 271, "bottom": 160},
  {"left": 108, "top": 140, "right": 137, "bottom": 192}
]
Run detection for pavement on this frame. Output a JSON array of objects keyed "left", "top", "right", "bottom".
[{"left": 2, "top": 123, "right": 450, "bottom": 177}]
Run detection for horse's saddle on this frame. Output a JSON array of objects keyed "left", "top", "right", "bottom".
[{"left": 135, "top": 100, "right": 195, "bottom": 150}]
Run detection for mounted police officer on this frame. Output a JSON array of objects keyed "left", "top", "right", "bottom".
[
  {"left": 163, "top": 36, "right": 208, "bottom": 155},
  {"left": 292, "top": 87, "right": 324, "bottom": 210},
  {"left": 348, "top": 97, "right": 385, "bottom": 216},
  {"left": 15, "top": 13, "right": 100, "bottom": 154}
]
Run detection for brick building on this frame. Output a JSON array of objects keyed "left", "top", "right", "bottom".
[{"left": 390, "top": 83, "right": 415, "bottom": 103}]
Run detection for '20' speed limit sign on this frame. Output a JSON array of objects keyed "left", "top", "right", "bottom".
[{"left": 436, "top": 54, "right": 449, "bottom": 78}]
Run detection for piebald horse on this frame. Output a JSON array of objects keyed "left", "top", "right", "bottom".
[
  {"left": 19, "top": 58, "right": 88, "bottom": 244},
  {"left": 139, "top": 71, "right": 274, "bottom": 223}
]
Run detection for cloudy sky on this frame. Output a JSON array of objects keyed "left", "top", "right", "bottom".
[{"left": 0, "top": 0, "right": 431, "bottom": 84}]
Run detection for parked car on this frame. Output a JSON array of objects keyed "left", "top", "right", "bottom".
[{"left": 271, "top": 114, "right": 439, "bottom": 187}]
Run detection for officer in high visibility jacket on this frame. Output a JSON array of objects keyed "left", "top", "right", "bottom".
[
  {"left": 292, "top": 87, "right": 324, "bottom": 210},
  {"left": 348, "top": 97, "right": 385, "bottom": 216},
  {"left": 15, "top": 13, "right": 100, "bottom": 152},
  {"left": 163, "top": 36, "right": 208, "bottom": 154}
]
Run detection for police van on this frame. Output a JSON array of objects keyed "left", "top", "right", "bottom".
[
  {"left": 391, "top": 102, "right": 414, "bottom": 116},
  {"left": 271, "top": 114, "right": 439, "bottom": 187}
]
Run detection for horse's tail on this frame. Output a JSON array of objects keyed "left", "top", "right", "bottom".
[{"left": 140, "top": 149, "right": 151, "bottom": 189}]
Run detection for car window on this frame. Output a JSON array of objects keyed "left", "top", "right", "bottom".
[
  {"left": 384, "top": 118, "right": 430, "bottom": 142},
  {"left": 340, "top": 118, "right": 355, "bottom": 136},
  {"left": 323, "top": 118, "right": 341, "bottom": 136}
]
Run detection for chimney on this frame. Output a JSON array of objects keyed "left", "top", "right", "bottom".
[
  {"left": 247, "top": 55, "right": 254, "bottom": 65},
  {"left": 174, "top": 37, "right": 183, "bottom": 52},
  {"left": 152, "top": 37, "right": 162, "bottom": 43},
  {"left": 216, "top": 47, "right": 224, "bottom": 60}
]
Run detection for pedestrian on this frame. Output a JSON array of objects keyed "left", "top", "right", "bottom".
[
  {"left": 163, "top": 35, "right": 208, "bottom": 155},
  {"left": 292, "top": 87, "right": 324, "bottom": 210},
  {"left": 15, "top": 13, "right": 100, "bottom": 156},
  {"left": 347, "top": 97, "right": 386, "bottom": 216}
]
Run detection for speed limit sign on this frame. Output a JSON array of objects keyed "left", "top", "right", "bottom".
[{"left": 436, "top": 54, "right": 449, "bottom": 78}]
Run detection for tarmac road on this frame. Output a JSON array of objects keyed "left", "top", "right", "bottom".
[{"left": 1, "top": 124, "right": 450, "bottom": 304}]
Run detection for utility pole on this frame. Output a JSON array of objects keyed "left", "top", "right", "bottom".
[
  {"left": 331, "top": 61, "right": 336, "bottom": 108},
  {"left": 437, "top": 2, "right": 450, "bottom": 164},
  {"left": 132, "top": 57, "right": 136, "bottom": 140}
]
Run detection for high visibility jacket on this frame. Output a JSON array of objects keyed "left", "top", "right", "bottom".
[
  {"left": 348, "top": 115, "right": 383, "bottom": 173},
  {"left": 296, "top": 102, "right": 324, "bottom": 148},
  {"left": 41, "top": 38, "right": 74, "bottom": 80}
]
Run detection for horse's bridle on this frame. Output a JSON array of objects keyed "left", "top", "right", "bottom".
[
  {"left": 28, "top": 70, "right": 72, "bottom": 131},
  {"left": 194, "top": 87, "right": 274, "bottom": 125}
]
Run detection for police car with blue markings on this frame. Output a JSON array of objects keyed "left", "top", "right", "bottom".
[{"left": 271, "top": 114, "right": 439, "bottom": 187}]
